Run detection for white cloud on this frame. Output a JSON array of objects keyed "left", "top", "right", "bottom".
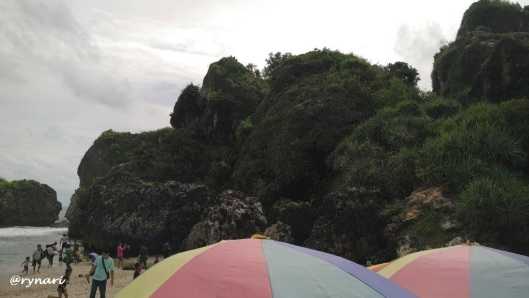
[{"left": 394, "top": 23, "right": 449, "bottom": 90}]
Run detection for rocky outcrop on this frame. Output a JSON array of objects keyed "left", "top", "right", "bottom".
[
  {"left": 432, "top": 32, "right": 529, "bottom": 102},
  {"left": 271, "top": 199, "right": 314, "bottom": 242},
  {"left": 456, "top": 0, "right": 529, "bottom": 39},
  {"left": 69, "top": 171, "right": 210, "bottom": 253},
  {"left": 68, "top": 127, "right": 212, "bottom": 244},
  {"left": 432, "top": 1, "right": 529, "bottom": 102},
  {"left": 171, "top": 57, "right": 266, "bottom": 143},
  {"left": 67, "top": 8, "right": 529, "bottom": 260},
  {"left": 199, "top": 57, "right": 266, "bottom": 142},
  {"left": 170, "top": 84, "right": 205, "bottom": 129},
  {"left": 385, "top": 187, "right": 460, "bottom": 256},
  {"left": 0, "top": 179, "right": 61, "bottom": 226},
  {"left": 232, "top": 50, "right": 412, "bottom": 203},
  {"left": 76, "top": 128, "right": 209, "bottom": 189},
  {"left": 182, "top": 190, "right": 268, "bottom": 250},
  {"left": 264, "top": 222, "right": 294, "bottom": 242},
  {"left": 305, "top": 189, "right": 392, "bottom": 265}
]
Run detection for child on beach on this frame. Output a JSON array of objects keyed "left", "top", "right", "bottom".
[
  {"left": 21, "top": 256, "right": 30, "bottom": 275},
  {"left": 32, "top": 244, "right": 44, "bottom": 273},
  {"left": 57, "top": 266, "right": 72, "bottom": 298}
]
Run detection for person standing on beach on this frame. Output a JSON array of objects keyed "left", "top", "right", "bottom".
[
  {"left": 46, "top": 242, "right": 58, "bottom": 267},
  {"left": 89, "top": 251, "right": 114, "bottom": 298},
  {"left": 73, "top": 241, "right": 81, "bottom": 263},
  {"left": 62, "top": 243, "right": 73, "bottom": 270},
  {"left": 116, "top": 242, "right": 125, "bottom": 269},
  {"left": 32, "top": 244, "right": 44, "bottom": 273},
  {"left": 138, "top": 245, "right": 148, "bottom": 269}
]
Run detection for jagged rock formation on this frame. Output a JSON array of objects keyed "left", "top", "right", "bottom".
[
  {"left": 385, "top": 187, "right": 460, "bottom": 256},
  {"left": 182, "top": 190, "right": 267, "bottom": 250},
  {"left": 170, "top": 84, "right": 205, "bottom": 129},
  {"left": 76, "top": 128, "right": 209, "bottom": 189},
  {"left": 433, "top": 0, "right": 529, "bottom": 102},
  {"left": 305, "top": 189, "right": 392, "bottom": 264},
  {"left": 264, "top": 222, "right": 294, "bottom": 242},
  {"left": 232, "top": 51, "right": 418, "bottom": 204},
  {"left": 456, "top": 0, "right": 529, "bottom": 38},
  {"left": 69, "top": 171, "right": 210, "bottom": 253},
  {"left": 68, "top": 1, "right": 529, "bottom": 261},
  {"left": 0, "top": 179, "right": 61, "bottom": 226},
  {"left": 171, "top": 57, "right": 266, "bottom": 143}
]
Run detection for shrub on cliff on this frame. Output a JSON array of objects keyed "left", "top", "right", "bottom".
[
  {"left": 199, "top": 57, "right": 267, "bottom": 142},
  {"left": 233, "top": 49, "right": 420, "bottom": 203},
  {"left": 384, "top": 62, "right": 420, "bottom": 87},
  {"left": 417, "top": 102, "right": 526, "bottom": 192},
  {"left": 330, "top": 99, "right": 434, "bottom": 198},
  {"left": 458, "top": 174, "right": 529, "bottom": 254},
  {"left": 305, "top": 189, "right": 393, "bottom": 265}
]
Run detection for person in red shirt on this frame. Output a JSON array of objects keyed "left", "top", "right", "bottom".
[{"left": 116, "top": 242, "right": 125, "bottom": 269}]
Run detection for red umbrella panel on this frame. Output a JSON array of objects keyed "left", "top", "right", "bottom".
[{"left": 376, "top": 245, "right": 529, "bottom": 298}]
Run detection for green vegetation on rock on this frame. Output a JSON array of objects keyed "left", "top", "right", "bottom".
[{"left": 67, "top": 1, "right": 529, "bottom": 262}]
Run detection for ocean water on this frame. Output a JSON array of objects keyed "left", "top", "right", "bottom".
[{"left": 0, "top": 226, "right": 67, "bottom": 275}]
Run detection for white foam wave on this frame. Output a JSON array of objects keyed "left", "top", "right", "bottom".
[{"left": 0, "top": 227, "right": 67, "bottom": 238}]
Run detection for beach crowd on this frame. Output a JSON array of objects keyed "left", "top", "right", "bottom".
[{"left": 20, "top": 234, "right": 174, "bottom": 298}]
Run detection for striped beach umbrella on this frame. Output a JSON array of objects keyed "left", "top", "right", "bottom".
[
  {"left": 117, "top": 239, "right": 416, "bottom": 298},
  {"left": 376, "top": 245, "right": 529, "bottom": 298}
]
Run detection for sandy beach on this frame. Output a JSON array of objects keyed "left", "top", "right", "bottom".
[{"left": 0, "top": 260, "right": 134, "bottom": 298}]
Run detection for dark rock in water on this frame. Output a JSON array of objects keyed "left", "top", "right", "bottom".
[
  {"left": 433, "top": 0, "right": 529, "bottom": 102},
  {"left": 182, "top": 190, "right": 268, "bottom": 250},
  {"left": 385, "top": 187, "right": 459, "bottom": 257},
  {"left": 305, "top": 189, "right": 392, "bottom": 265},
  {"left": 0, "top": 179, "right": 61, "bottom": 226},
  {"left": 68, "top": 171, "right": 210, "bottom": 254},
  {"left": 264, "top": 222, "right": 293, "bottom": 242}
]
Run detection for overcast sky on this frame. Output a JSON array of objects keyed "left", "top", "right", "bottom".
[{"left": 1, "top": 0, "right": 528, "bottom": 207}]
